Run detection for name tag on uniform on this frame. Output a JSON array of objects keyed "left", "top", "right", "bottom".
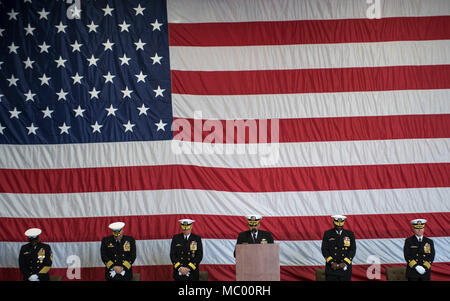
[
  {"left": 410, "top": 246, "right": 418, "bottom": 248},
  {"left": 328, "top": 238, "right": 335, "bottom": 241}
]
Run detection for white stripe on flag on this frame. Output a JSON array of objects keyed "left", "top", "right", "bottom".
[
  {"left": 172, "top": 89, "right": 450, "bottom": 120},
  {"left": 1, "top": 138, "right": 449, "bottom": 169},
  {"left": 2, "top": 237, "right": 449, "bottom": 268},
  {"left": 1, "top": 188, "right": 449, "bottom": 218},
  {"left": 167, "top": 0, "right": 450, "bottom": 23},
  {"left": 170, "top": 40, "right": 450, "bottom": 71}
]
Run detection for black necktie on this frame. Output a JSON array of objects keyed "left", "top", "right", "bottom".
[{"left": 252, "top": 233, "right": 256, "bottom": 242}]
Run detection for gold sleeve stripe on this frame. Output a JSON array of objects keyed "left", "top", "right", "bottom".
[
  {"left": 326, "top": 256, "right": 333, "bottom": 263},
  {"left": 344, "top": 258, "right": 352, "bottom": 265},
  {"left": 408, "top": 260, "right": 417, "bottom": 268},
  {"left": 188, "top": 262, "right": 196, "bottom": 270},
  {"left": 106, "top": 260, "right": 114, "bottom": 269},
  {"left": 174, "top": 262, "right": 181, "bottom": 269},
  {"left": 423, "top": 261, "right": 431, "bottom": 269},
  {"left": 38, "top": 266, "right": 51, "bottom": 274},
  {"left": 122, "top": 260, "right": 131, "bottom": 270}
]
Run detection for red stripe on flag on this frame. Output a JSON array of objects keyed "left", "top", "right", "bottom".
[
  {"left": 171, "top": 65, "right": 450, "bottom": 95},
  {"left": 0, "top": 164, "right": 449, "bottom": 194},
  {"left": 173, "top": 115, "right": 450, "bottom": 143},
  {"left": 169, "top": 16, "right": 450, "bottom": 46},
  {"left": 1, "top": 213, "right": 449, "bottom": 242}
]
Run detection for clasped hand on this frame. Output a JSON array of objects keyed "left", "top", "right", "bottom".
[
  {"left": 331, "top": 262, "right": 347, "bottom": 270},
  {"left": 179, "top": 267, "right": 191, "bottom": 276}
]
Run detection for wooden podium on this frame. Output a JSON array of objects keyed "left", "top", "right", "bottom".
[{"left": 235, "top": 243, "right": 280, "bottom": 281}]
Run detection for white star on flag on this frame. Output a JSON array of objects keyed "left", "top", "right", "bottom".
[
  {"left": 103, "top": 72, "right": 115, "bottom": 84},
  {"left": 102, "top": 4, "right": 114, "bottom": 16},
  {"left": 153, "top": 86, "right": 165, "bottom": 97},
  {"left": 37, "top": 8, "right": 50, "bottom": 20},
  {"left": 103, "top": 39, "right": 114, "bottom": 51},
  {"left": 26, "top": 123, "right": 38, "bottom": 135},
  {"left": 24, "top": 24, "right": 35, "bottom": 36},
  {"left": 7, "top": 75, "right": 19, "bottom": 87},
  {"left": 137, "top": 104, "right": 150, "bottom": 116},
  {"left": 119, "top": 54, "right": 131, "bottom": 66},
  {"left": 105, "top": 104, "right": 118, "bottom": 116},
  {"left": 39, "top": 74, "right": 51, "bottom": 86},
  {"left": 151, "top": 19, "right": 163, "bottom": 31},
  {"left": 8, "top": 42, "right": 19, "bottom": 54},
  {"left": 134, "top": 4, "right": 146, "bottom": 16},
  {"left": 38, "top": 42, "right": 51, "bottom": 53},
  {"left": 89, "top": 87, "right": 101, "bottom": 99},
  {"left": 73, "top": 106, "right": 86, "bottom": 117},
  {"left": 56, "top": 89, "right": 68, "bottom": 101},
  {"left": 9, "top": 107, "right": 21, "bottom": 119},
  {"left": 87, "top": 21, "right": 98, "bottom": 33},
  {"left": 59, "top": 123, "right": 71, "bottom": 135},
  {"left": 71, "top": 40, "right": 83, "bottom": 52},
  {"left": 118, "top": 21, "right": 131, "bottom": 32},
  {"left": 150, "top": 53, "right": 163, "bottom": 65},
  {"left": 71, "top": 73, "right": 83, "bottom": 85},
  {"left": 155, "top": 120, "right": 167, "bottom": 131},
  {"left": 135, "top": 71, "right": 147, "bottom": 83},
  {"left": 123, "top": 121, "right": 135, "bottom": 132},
  {"left": 55, "top": 56, "right": 67, "bottom": 68},
  {"left": 41, "top": 107, "right": 53, "bottom": 119},
  {"left": 121, "top": 86, "right": 133, "bottom": 99},
  {"left": 91, "top": 122, "right": 103, "bottom": 133},
  {"left": 24, "top": 90, "right": 36, "bottom": 102}
]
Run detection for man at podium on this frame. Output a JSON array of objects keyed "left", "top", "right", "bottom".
[{"left": 234, "top": 215, "right": 274, "bottom": 256}]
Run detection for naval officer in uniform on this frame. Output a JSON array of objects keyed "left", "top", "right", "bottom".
[
  {"left": 404, "top": 219, "right": 435, "bottom": 281},
  {"left": 321, "top": 215, "right": 356, "bottom": 281},
  {"left": 18, "top": 228, "right": 53, "bottom": 281},
  {"left": 100, "top": 222, "right": 136, "bottom": 281},
  {"left": 234, "top": 215, "right": 274, "bottom": 257},
  {"left": 170, "top": 219, "right": 203, "bottom": 281}
]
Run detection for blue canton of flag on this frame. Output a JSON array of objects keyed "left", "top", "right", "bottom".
[{"left": 0, "top": 0, "right": 173, "bottom": 144}]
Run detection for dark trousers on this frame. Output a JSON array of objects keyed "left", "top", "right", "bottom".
[
  {"left": 407, "top": 276, "right": 430, "bottom": 281},
  {"left": 326, "top": 273, "right": 351, "bottom": 281}
]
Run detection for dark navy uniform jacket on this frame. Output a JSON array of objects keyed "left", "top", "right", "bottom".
[
  {"left": 19, "top": 242, "right": 53, "bottom": 281},
  {"left": 321, "top": 228, "right": 356, "bottom": 278},
  {"left": 170, "top": 233, "right": 203, "bottom": 281},
  {"left": 101, "top": 235, "right": 136, "bottom": 281},
  {"left": 234, "top": 230, "right": 274, "bottom": 257},
  {"left": 404, "top": 235, "right": 435, "bottom": 280}
]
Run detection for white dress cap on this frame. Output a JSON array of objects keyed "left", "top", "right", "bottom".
[
  {"left": 331, "top": 215, "right": 347, "bottom": 221},
  {"left": 246, "top": 215, "right": 262, "bottom": 221},
  {"left": 410, "top": 219, "right": 427, "bottom": 225},
  {"left": 109, "top": 222, "right": 125, "bottom": 231},
  {"left": 179, "top": 219, "right": 195, "bottom": 225},
  {"left": 25, "top": 228, "right": 42, "bottom": 238}
]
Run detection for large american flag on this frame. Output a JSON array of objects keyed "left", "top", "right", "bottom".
[{"left": 0, "top": 0, "right": 449, "bottom": 281}]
